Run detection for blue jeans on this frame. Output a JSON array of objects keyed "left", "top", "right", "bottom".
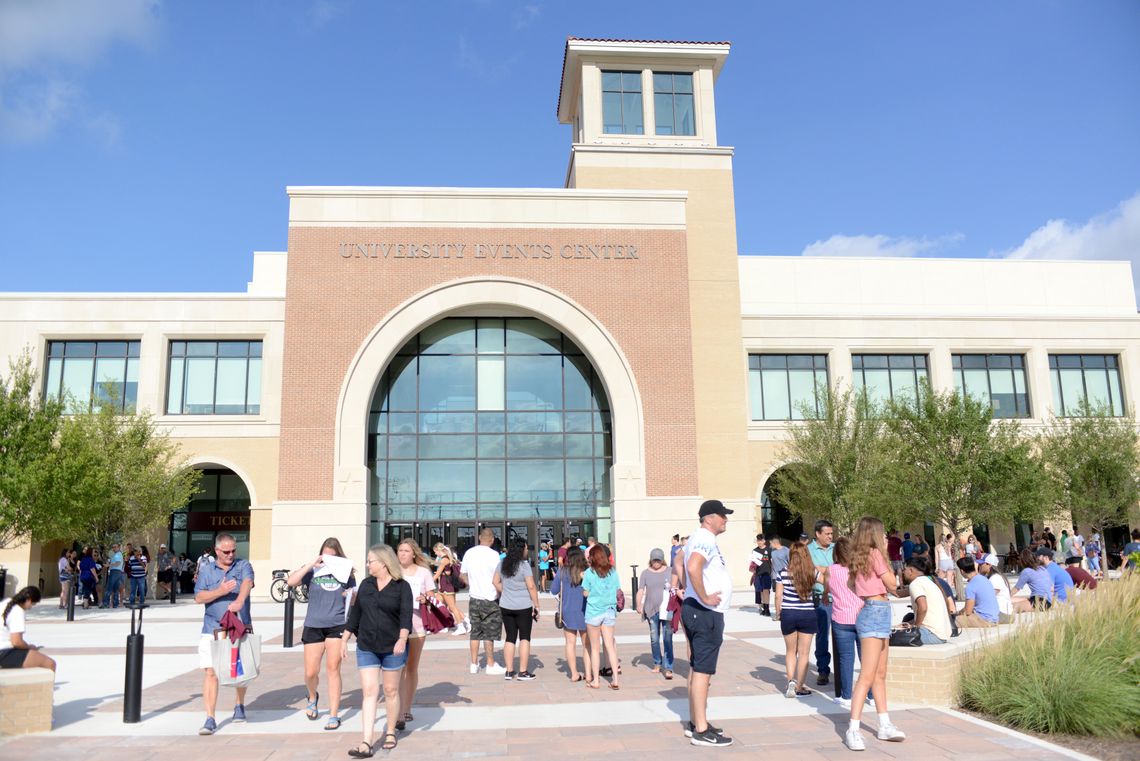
[
  {"left": 814, "top": 601, "right": 831, "bottom": 676},
  {"left": 102, "top": 570, "right": 122, "bottom": 607},
  {"left": 646, "top": 613, "right": 674, "bottom": 670},
  {"left": 129, "top": 577, "right": 146, "bottom": 605},
  {"left": 918, "top": 626, "right": 946, "bottom": 645},
  {"left": 832, "top": 621, "right": 861, "bottom": 700}
]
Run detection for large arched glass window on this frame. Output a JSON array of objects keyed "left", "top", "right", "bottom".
[{"left": 367, "top": 318, "right": 612, "bottom": 535}]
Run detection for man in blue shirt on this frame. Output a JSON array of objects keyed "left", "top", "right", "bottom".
[
  {"left": 101, "top": 543, "right": 124, "bottom": 608},
  {"left": 807, "top": 520, "right": 835, "bottom": 686},
  {"left": 902, "top": 533, "right": 915, "bottom": 561},
  {"left": 956, "top": 557, "right": 998, "bottom": 627},
  {"left": 1036, "top": 546, "right": 1074, "bottom": 603},
  {"left": 194, "top": 533, "right": 254, "bottom": 736}
]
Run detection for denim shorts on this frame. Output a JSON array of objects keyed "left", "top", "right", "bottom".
[
  {"left": 585, "top": 607, "right": 616, "bottom": 627},
  {"left": 855, "top": 599, "right": 892, "bottom": 639},
  {"left": 356, "top": 648, "right": 408, "bottom": 671}
]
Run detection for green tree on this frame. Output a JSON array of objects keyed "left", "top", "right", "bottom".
[
  {"left": 48, "top": 401, "right": 201, "bottom": 550},
  {"left": 878, "top": 383, "right": 1052, "bottom": 558},
  {"left": 0, "top": 352, "right": 65, "bottom": 549},
  {"left": 771, "top": 386, "right": 899, "bottom": 534},
  {"left": 1040, "top": 400, "right": 1140, "bottom": 558}
]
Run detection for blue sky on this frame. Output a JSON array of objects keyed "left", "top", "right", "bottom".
[{"left": 2, "top": 1, "right": 1139, "bottom": 293}]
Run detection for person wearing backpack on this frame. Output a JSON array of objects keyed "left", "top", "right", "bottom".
[{"left": 432, "top": 544, "right": 469, "bottom": 636}]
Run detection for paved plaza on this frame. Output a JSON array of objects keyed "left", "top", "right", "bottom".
[{"left": 0, "top": 594, "right": 1091, "bottom": 760}]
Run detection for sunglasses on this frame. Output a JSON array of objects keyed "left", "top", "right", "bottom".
[{"left": 216, "top": 548, "right": 236, "bottom": 555}]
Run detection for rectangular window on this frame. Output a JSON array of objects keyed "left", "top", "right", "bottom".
[
  {"left": 852, "top": 354, "right": 928, "bottom": 408},
  {"left": 653, "top": 72, "right": 695, "bottom": 136},
  {"left": 602, "top": 70, "right": 644, "bottom": 135},
  {"left": 951, "top": 354, "right": 1030, "bottom": 418},
  {"left": 44, "top": 340, "right": 140, "bottom": 413},
  {"left": 748, "top": 354, "right": 829, "bottom": 420},
  {"left": 166, "top": 340, "right": 262, "bottom": 415},
  {"left": 1048, "top": 354, "right": 1125, "bottom": 416}
]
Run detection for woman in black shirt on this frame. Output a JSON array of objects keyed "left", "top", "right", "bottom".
[{"left": 343, "top": 544, "right": 412, "bottom": 757}]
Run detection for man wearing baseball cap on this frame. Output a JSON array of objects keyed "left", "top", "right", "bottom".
[
  {"left": 682, "top": 499, "right": 734, "bottom": 748},
  {"left": 977, "top": 553, "right": 1028, "bottom": 621},
  {"left": 156, "top": 543, "right": 176, "bottom": 600}
]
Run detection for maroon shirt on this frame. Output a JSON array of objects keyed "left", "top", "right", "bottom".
[
  {"left": 887, "top": 535, "right": 903, "bottom": 562},
  {"left": 1064, "top": 565, "right": 1097, "bottom": 590}
]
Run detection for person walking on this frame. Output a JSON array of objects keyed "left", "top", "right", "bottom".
[
  {"left": 156, "top": 544, "right": 176, "bottom": 599},
  {"left": 78, "top": 547, "right": 98, "bottom": 609},
  {"left": 582, "top": 543, "right": 621, "bottom": 690},
  {"left": 1085, "top": 534, "right": 1103, "bottom": 579},
  {"left": 824, "top": 537, "right": 863, "bottom": 709},
  {"left": 57, "top": 549, "right": 73, "bottom": 610},
  {"left": 1, "top": 587, "right": 56, "bottom": 673},
  {"left": 935, "top": 535, "right": 954, "bottom": 587},
  {"left": 845, "top": 516, "right": 905, "bottom": 751},
  {"left": 287, "top": 537, "right": 355, "bottom": 731},
  {"left": 460, "top": 527, "right": 506, "bottom": 675},
  {"left": 637, "top": 548, "right": 674, "bottom": 679},
  {"left": 775, "top": 540, "right": 818, "bottom": 698},
  {"left": 551, "top": 547, "right": 592, "bottom": 682},
  {"left": 808, "top": 520, "right": 835, "bottom": 686},
  {"left": 343, "top": 544, "right": 412, "bottom": 756},
  {"left": 681, "top": 499, "right": 735, "bottom": 747},
  {"left": 887, "top": 530, "right": 904, "bottom": 577},
  {"left": 431, "top": 543, "right": 468, "bottom": 635},
  {"left": 494, "top": 538, "right": 541, "bottom": 681},
  {"left": 769, "top": 535, "right": 790, "bottom": 605},
  {"left": 396, "top": 539, "right": 436, "bottom": 729},
  {"left": 193, "top": 533, "right": 254, "bottom": 736},
  {"left": 750, "top": 535, "right": 772, "bottom": 616}
]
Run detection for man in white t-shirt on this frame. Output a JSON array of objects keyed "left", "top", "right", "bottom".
[
  {"left": 682, "top": 499, "right": 735, "bottom": 748},
  {"left": 460, "top": 528, "right": 506, "bottom": 676}
]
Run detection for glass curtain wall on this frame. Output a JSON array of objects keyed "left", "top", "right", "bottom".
[{"left": 367, "top": 318, "right": 613, "bottom": 543}]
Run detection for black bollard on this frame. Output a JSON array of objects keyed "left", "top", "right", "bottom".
[
  {"left": 629, "top": 565, "right": 639, "bottom": 612},
  {"left": 123, "top": 603, "right": 149, "bottom": 723},
  {"left": 283, "top": 593, "right": 295, "bottom": 648},
  {"left": 66, "top": 583, "right": 75, "bottom": 622}
]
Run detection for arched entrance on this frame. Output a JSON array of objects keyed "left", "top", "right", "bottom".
[
  {"left": 760, "top": 466, "right": 804, "bottom": 542},
  {"left": 169, "top": 467, "right": 252, "bottom": 560},
  {"left": 367, "top": 317, "right": 613, "bottom": 558}
]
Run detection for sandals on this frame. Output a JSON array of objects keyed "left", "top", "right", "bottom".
[
  {"left": 795, "top": 688, "right": 812, "bottom": 696},
  {"left": 664, "top": 670, "right": 674, "bottom": 680},
  {"left": 304, "top": 692, "right": 320, "bottom": 720},
  {"left": 609, "top": 683, "right": 621, "bottom": 690},
  {"left": 585, "top": 681, "right": 601, "bottom": 689},
  {"left": 599, "top": 667, "right": 613, "bottom": 677},
  {"left": 347, "top": 741, "right": 375, "bottom": 759},
  {"left": 570, "top": 674, "right": 585, "bottom": 682},
  {"left": 381, "top": 733, "right": 398, "bottom": 750},
  {"left": 402, "top": 712, "right": 414, "bottom": 722},
  {"left": 324, "top": 715, "right": 341, "bottom": 731},
  {"left": 651, "top": 665, "right": 661, "bottom": 673}
]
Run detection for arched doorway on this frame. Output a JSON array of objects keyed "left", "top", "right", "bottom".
[
  {"left": 367, "top": 317, "right": 613, "bottom": 559},
  {"left": 169, "top": 467, "right": 252, "bottom": 560},
  {"left": 760, "top": 466, "right": 804, "bottom": 542}
]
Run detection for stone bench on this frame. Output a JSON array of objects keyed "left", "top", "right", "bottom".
[
  {"left": 885, "top": 622, "right": 1023, "bottom": 706},
  {"left": 0, "top": 667, "right": 54, "bottom": 735}
]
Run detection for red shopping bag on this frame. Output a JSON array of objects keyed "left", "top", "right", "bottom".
[{"left": 422, "top": 596, "right": 455, "bottom": 634}]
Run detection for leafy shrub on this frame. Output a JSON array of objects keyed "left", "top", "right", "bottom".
[{"left": 957, "top": 573, "right": 1140, "bottom": 737}]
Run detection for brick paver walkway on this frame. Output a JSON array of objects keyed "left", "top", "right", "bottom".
[{"left": 0, "top": 595, "right": 1089, "bottom": 759}]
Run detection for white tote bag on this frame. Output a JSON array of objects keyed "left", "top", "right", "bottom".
[{"left": 211, "top": 631, "right": 262, "bottom": 686}]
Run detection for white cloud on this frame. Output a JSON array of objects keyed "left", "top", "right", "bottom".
[
  {"left": 513, "top": 3, "right": 541, "bottom": 29},
  {"left": 801, "top": 232, "right": 963, "bottom": 258},
  {"left": 997, "top": 192, "right": 1140, "bottom": 264},
  {"left": 0, "top": 0, "right": 160, "bottom": 144}
]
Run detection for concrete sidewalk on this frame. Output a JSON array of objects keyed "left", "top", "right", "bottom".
[{"left": 1, "top": 596, "right": 1089, "bottom": 760}]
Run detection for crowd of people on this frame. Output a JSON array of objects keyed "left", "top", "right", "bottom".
[
  {"left": 4, "top": 515, "right": 1135, "bottom": 756},
  {"left": 55, "top": 541, "right": 193, "bottom": 610}
]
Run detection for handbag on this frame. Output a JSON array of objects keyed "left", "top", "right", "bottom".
[
  {"left": 616, "top": 588, "right": 625, "bottom": 613},
  {"left": 211, "top": 630, "right": 262, "bottom": 685},
  {"left": 422, "top": 596, "right": 455, "bottom": 634},
  {"left": 888, "top": 627, "right": 923, "bottom": 647}
]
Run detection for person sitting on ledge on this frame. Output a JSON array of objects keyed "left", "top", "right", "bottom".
[
  {"left": 955, "top": 557, "right": 998, "bottom": 628},
  {"left": 900, "top": 557, "right": 952, "bottom": 644}
]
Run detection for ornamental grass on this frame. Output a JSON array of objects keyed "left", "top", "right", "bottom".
[{"left": 957, "top": 572, "right": 1140, "bottom": 738}]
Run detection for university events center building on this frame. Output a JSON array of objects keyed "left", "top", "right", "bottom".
[{"left": 3, "top": 38, "right": 1140, "bottom": 597}]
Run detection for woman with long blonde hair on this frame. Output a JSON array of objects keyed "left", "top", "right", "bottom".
[
  {"left": 396, "top": 538, "right": 435, "bottom": 732},
  {"left": 774, "top": 540, "right": 818, "bottom": 698},
  {"left": 287, "top": 536, "right": 355, "bottom": 730},
  {"left": 432, "top": 543, "right": 468, "bottom": 635},
  {"left": 844, "top": 516, "right": 904, "bottom": 751},
  {"left": 343, "top": 544, "right": 411, "bottom": 755}
]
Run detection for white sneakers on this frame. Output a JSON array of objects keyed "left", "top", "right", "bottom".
[
  {"left": 844, "top": 729, "right": 865, "bottom": 751},
  {"left": 468, "top": 663, "right": 480, "bottom": 674},
  {"left": 450, "top": 620, "right": 470, "bottom": 636},
  {"left": 484, "top": 663, "right": 507, "bottom": 676},
  {"left": 834, "top": 697, "right": 852, "bottom": 710},
  {"left": 876, "top": 723, "right": 906, "bottom": 742},
  {"left": 784, "top": 679, "right": 797, "bottom": 699},
  {"left": 844, "top": 722, "right": 904, "bottom": 751}
]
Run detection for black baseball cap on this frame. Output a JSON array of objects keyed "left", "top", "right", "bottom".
[
  {"left": 1035, "top": 546, "right": 1053, "bottom": 557},
  {"left": 698, "top": 499, "right": 734, "bottom": 518}
]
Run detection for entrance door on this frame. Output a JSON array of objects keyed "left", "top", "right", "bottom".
[
  {"left": 384, "top": 523, "right": 414, "bottom": 549},
  {"left": 455, "top": 524, "right": 478, "bottom": 559},
  {"left": 418, "top": 523, "right": 448, "bottom": 556}
]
